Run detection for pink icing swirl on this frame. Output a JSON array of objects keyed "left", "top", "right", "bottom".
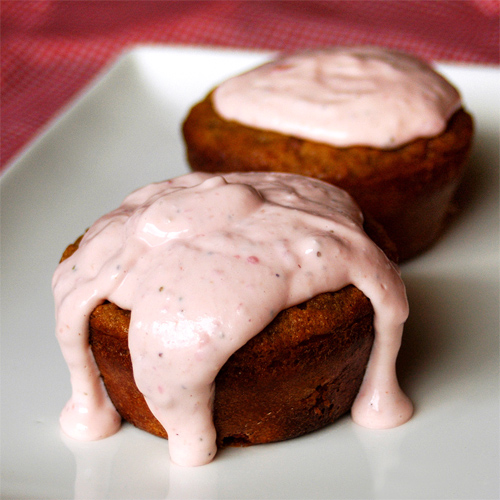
[{"left": 213, "top": 47, "right": 461, "bottom": 148}]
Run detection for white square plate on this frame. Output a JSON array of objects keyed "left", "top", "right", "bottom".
[{"left": 1, "top": 46, "right": 498, "bottom": 499}]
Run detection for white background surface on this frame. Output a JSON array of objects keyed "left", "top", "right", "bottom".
[{"left": 1, "top": 46, "right": 499, "bottom": 499}]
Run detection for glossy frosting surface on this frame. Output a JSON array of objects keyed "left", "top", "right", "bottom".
[
  {"left": 213, "top": 47, "right": 461, "bottom": 148},
  {"left": 53, "top": 172, "right": 413, "bottom": 466}
]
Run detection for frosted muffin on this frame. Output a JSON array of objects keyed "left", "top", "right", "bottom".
[
  {"left": 53, "top": 171, "right": 413, "bottom": 467},
  {"left": 182, "top": 47, "right": 474, "bottom": 260}
]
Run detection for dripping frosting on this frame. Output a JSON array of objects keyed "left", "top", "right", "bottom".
[{"left": 52, "top": 171, "right": 413, "bottom": 466}]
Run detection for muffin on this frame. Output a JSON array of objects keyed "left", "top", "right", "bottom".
[
  {"left": 182, "top": 47, "right": 474, "bottom": 261},
  {"left": 87, "top": 283, "right": 375, "bottom": 448},
  {"left": 53, "top": 171, "right": 412, "bottom": 467}
]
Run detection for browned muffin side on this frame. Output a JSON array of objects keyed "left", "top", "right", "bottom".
[
  {"left": 88, "top": 286, "right": 374, "bottom": 447},
  {"left": 182, "top": 93, "right": 473, "bottom": 260}
]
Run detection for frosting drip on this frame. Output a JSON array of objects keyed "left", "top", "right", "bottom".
[
  {"left": 53, "top": 172, "right": 413, "bottom": 466},
  {"left": 213, "top": 46, "right": 461, "bottom": 148}
]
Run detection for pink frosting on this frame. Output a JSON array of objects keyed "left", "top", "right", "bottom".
[
  {"left": 213, "top": 47, "right": 461, "bottom": 148},
  {"left": 53, "top": 172, "right": 413, "bottom": 467}
]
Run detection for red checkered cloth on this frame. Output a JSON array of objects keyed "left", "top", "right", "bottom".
[{"left": 2, "top": 0, "right": 499, "bottom": 172}]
